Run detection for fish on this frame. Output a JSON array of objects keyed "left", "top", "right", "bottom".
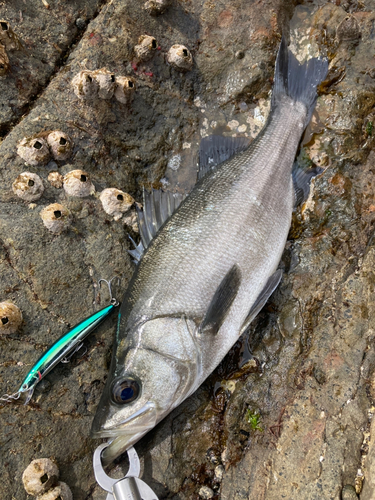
[{"left": 91, "top": 37, "right": 328, "bottom": 463}]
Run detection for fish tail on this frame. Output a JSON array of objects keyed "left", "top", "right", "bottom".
[{"left": 272, "top": 36, "right": 328, "bottom": 127}]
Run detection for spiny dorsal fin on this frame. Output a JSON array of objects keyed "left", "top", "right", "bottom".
[
  {"left": 129, "top": 189, "right": 186, "bottom": 264},
  {"left": 198, "top": 135, "right": 251, "bottom": 181},
  {"left": 199, "top": 264, "right": 242, "bottom": 335},
  {"left": 239, "top": 269, "right": 282, "bottom": 335}
]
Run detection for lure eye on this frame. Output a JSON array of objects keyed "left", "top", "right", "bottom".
[{"left": 111, "top": 378, "right": 140, "bottom": 404}]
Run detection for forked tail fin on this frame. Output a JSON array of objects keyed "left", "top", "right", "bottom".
[{"left": 271, "top": 37, "right": 328, "bottom": 127}]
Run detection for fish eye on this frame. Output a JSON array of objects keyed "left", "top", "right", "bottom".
[{"left": 111, "top": 378, "right": 140, "bottom": 404}]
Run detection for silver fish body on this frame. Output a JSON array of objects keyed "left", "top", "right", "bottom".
[{"left": 92, "top": 39, "right": 328, "bottom": 463}]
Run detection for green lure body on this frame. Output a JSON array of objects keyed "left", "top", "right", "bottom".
[{"left": 18, "top": 304, "right": 115, "bottom": 404}]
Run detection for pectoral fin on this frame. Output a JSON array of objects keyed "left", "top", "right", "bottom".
[
  {"left": 239, "top": 270, "right": 282, "bottom": 335},
  {"left": 199, "top": 264, "right": 242, "bottom": 335}
]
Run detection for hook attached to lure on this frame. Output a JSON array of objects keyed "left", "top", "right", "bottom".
[{"left": 0, "top": 277, "right": 120, "bottom": 406}]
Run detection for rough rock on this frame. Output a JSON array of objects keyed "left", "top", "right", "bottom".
[{"left": 2, "top": 0, "right": 375, "bottom": 499}]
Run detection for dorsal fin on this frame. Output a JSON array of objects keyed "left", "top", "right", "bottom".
[
  {"left": 129, "top": 189, "right": 186, "bottom": 264},
  {"left": 198, "top": 135, "right": 251, "bottom": 180}
]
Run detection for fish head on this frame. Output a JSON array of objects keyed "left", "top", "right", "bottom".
[{"left": 91, "top": 315, "right": 199, "bottom": 463}]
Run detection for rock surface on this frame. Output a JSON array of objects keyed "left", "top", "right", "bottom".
[{"left": 1, "top": 0, "right": 375, "bottom": 499}]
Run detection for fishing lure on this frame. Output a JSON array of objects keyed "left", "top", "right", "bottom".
[{"left": 0, "top": 277, "right": 120, "bottom": 405}]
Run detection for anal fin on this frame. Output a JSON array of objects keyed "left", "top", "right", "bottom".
[
  {"left": 199, "top": 264, "right": 241, "bottom": 335},
  {"left": 239, "top": 270, "right": 282, "bottom": 335},
  {"left": 292, "top": 162, "right": 322, "bottom": 207}
]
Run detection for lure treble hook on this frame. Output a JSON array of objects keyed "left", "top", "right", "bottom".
[
  {"left": 98, "top": 276, "right": 121, "bottom": 307},
  {"left": 0, "top": 391, "right": 21, "bottom": 405}
]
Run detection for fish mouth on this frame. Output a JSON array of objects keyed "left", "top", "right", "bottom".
[{"left": 91, "top": 402, "right": 157, "bottom": 438}]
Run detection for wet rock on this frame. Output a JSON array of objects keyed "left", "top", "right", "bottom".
[{"left": 2, "top": 0, "right": 375, "bottom": 499}]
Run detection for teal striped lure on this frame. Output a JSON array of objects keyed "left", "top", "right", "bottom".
[{"left": 0, "top": 277, "right": 120, "bottom": 405}]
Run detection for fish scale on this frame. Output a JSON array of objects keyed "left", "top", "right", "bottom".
[{"left": 91, "top": 38, "right": 329, "bottom": 464}]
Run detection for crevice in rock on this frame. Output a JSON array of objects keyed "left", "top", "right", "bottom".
[{"left": 0, "top": 0, "right": 108, "bottom": 140}]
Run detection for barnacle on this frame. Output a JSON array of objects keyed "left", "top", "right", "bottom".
[
  {"left": 167, "top": 44, "right": 193, "bottom": 71},
  {"left": 48, "top": 171, "right": 64, "bottom": 189},
  {"left": 17, "top": 137, "right": 51, "bottom": 166},
  {"left": 134, "top": 35, "right": 157, "bottom": 62},
  {"left": 46, "top": 131, "right": 74, "bottom": 161},
  {"left": 100, "top": 188, "right": 134, "bottom": 220},
  {"left": 71, "top": 70, "right": 99, "bottom": 101},
  {"left": 143, "top": 0, "right": 171, "bottom": 16},
  {"left": 0, "top": 43, "right": 9, "bottom": 76},
  {"left": 0, "top": 302, "right": 23, "bottom": 335},
  {"left": 63, "top": 169, "right": 95, "bottom": 197},
  {"left": 114, "top": 76, "right": 136, "bottom": 104},
  {"left": 336, "top": 15, "right": 360, "bottom": 43},
  {"left": 12, "top": 172, "right": 44, "bottom": 202},
  {"left": 40, "top": 203, "right": 71, "bottom": 235},
  {"left": 0, "top": 20, "right": 22, "bottom": 51},
  {"left": 93, "top": 68, "right": 116, "bottom": 99},
  {"left": 36, "top": 481, "right": 73, "bottom": 500},
  {"left": 22, "top": 458, "right": 59, "bottom": 496},
  {"left": 341, "top": 485, "right": 359, "bottom": 499}
]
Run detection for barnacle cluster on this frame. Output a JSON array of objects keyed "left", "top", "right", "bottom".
[
  {"left": 72, "top": 68, "right": 136, "bottom": 104},
  {"left": 17, "top": 131, "right": 74, "bottom": 166},
  {"left": 22, "top": 458, "right": 72, "bottom": 500}
]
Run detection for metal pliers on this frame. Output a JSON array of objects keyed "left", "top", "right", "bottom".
[{"left": 93, "top": 442, "right": 159, "bottom": 500}]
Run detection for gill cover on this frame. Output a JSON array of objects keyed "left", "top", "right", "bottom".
[{"left": 91, "top": 315, "right": 200, "bottom": 463}]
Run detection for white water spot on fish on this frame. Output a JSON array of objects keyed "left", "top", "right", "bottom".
[
  {"left": 203, "top": 118, "right": 209, "bottom": 129},
  {"left": 210, "top": 120, "right": 217, "bottom": 129},
  {"left": 182, "top": 142, "right": 191, "bottom": 149},
  {"left": 167, "top": 154, "right": 181, "bottom": 171},
  {"left": 238, "top": 124, "right": 247, "bottom": 133},
  {"left": 227, "top": 120, "right": 239, "bottom": 130}
]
